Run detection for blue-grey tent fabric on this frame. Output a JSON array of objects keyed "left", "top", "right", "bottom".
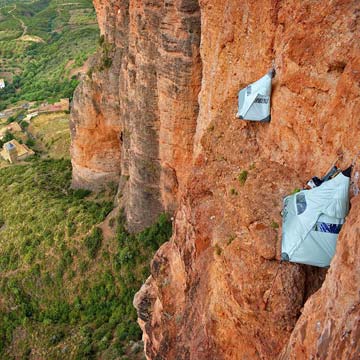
[
  {"left": 281, "top": 172, "right": 350, "bottom": 267},
  {"left": 236, "top": 70, "right": 274, "bottom": 122}
]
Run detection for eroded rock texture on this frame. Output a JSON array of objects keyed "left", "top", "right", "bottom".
[
  {"left": 71, "top": 0, "right": 360, "bottom": 358},
  {"left": 71, "top": 0, "right": 201, "bottom": 231},
  {"left": 135, "top": 0, "right": 360, "bottom": 359}
]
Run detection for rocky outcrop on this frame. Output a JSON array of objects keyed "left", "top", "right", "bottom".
[
  {"left": 70, "top": 0, "right": 124, "bottom": 189},
  {"left": 71, "top": 0, "right": 201, "bottom": 231},
  {"left": 70, "top": 66, "right": 122, "bottom": 189},
  {"left": 134, "top": 0, "right": 360, "bottom": 359},
  {"left": 71, "top": 0, "right": 360, "bottom": 358}
]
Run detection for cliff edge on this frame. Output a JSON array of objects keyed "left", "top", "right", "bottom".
[{"left": 71, "top": 0, "right": 360, "bottom": 358}]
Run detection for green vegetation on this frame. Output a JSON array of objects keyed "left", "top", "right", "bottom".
[
  {"left": 28, "top": 112, "right": 71, "bottom": 159},
  {"left": 84, "top": 227, "right": 103, "bottom": 258},
  {"left": 87, "top": 39, "right": 114, "bottom": 77},
  {"left": 0, "top": 159, "right": 172, "bottom": 358},
  {"left": 238, "top": 170, "right": 248, "bottom": 185},
  {"left": 227, "top": 234, "right": 236, "bottom": 246},
  {"left": 0, "top": 130, "right": 14, "bottom": 147},
  {"left": 214, "top": 244, "right": 222, "bottom": 256},
  {"left": 0, "top": 0, "right": 99, "bottom": 110}
]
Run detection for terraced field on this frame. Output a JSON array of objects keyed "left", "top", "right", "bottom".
[{"left": 0, "top": 0, "right": 99, "bottom": 110}]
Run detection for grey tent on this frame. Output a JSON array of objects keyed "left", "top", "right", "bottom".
[
  {"left": 281, "top": 169, "right": 350, "bottom": 267},
  {"left": 236, "top": 69, "right": 275, "bottom": 122}
]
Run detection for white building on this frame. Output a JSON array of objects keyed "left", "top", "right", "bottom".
[{"left": 0, "top": 79, "right": 5, "bottom": 89}]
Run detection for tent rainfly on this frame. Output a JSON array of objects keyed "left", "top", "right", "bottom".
[
  {"left": 281, "top": 168, "right": 351, "bottom": 267},
  {"left": 236, "top": 69, "right": 275, "bottom": 122}
]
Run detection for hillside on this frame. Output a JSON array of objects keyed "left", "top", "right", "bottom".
[
  {"left": 0, "top": 155, "right": 172, "bottom": 358},
  {"left": 0, "top": 0, "right": 99, "bottom": 110},
  {"left": 28, "top": 112, "right": 71, "bottom": 159},
  {"left": 0, "top": 99, "right": 173, "bottom": 359}
]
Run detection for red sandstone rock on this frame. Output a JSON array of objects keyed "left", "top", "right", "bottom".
[
  {"left": 71, "top": 0, "right": 360, "bottom": 358},
  {"left": 71, "top": 0, "right": 201, "bottom": 231},
  {"left": 70, "top": 54, "right": 122, "bottom": 189},
  {"left": 135, "top": 0, "right": 360, "bottom": 358}
]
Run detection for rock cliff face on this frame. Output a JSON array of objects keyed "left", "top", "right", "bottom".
[
  {"left": 71, "top": 0, "right": 360, "bottom": 358},
  {"left": 71, "top": 0, "right": 201, "bottom": 231}
]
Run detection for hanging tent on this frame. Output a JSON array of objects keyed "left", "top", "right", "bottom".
[
  {"left": 281, "top": 169, "right": 350, "bottom": 267},
  {"left": 236, "top": 69, "right": 275, "bottom": 122}
]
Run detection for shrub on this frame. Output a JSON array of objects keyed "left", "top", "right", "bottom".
[
  {"left": 103, "top": 57, "right": 112, "bottom": 68},
  {"left": 67, "top": 221, "right": 77, "bottom": 237},
  {"left": 73, "top": 188, "right": 91, "bottom": 199},
  {"left": 98, "top": 34, "right": 105, "bottom": 46},
  {"left": 21, "top": 121, "right": 29, "bottom": 130},
  {"left": 2, "top": 131, "right": 14, "bottom": 143},
  {"left": 86, "top": 68, "right": 93, "bottom": 79},
  {"left": 238, "top": 170, "right": 248, "bottom": 185},
  {"left": 42, "top": 301, "right": 71, "bottom": 324},
  {"left": 215, "top": 244, "right": 222, "bottom": 256},
  {"left": 49, "top": 330, "right": 65, "bottom": 345},
  {"left": 84, "top": 227, "right": 103, "bottom": 258},
  {"left": 25, "top": 138, "right": 35, "bottom": 148}
]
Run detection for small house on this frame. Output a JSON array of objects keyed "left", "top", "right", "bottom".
[{"left": 0, "top": 140, "right": 34, "bottom": 163}]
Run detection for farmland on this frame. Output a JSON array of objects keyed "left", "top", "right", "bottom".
[{"left": 0, "top": 0, "right": 99, "bottom": 110}]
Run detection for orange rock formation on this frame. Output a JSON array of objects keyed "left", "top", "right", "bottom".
[
  {"left": 72, "top": 0, "right": 201, "bottom": 231},
  {"left": 71, "top": 0, "right": 360, "bottom": 358}
]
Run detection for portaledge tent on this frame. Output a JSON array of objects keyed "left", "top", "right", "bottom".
[
  {"left": 236, "top": 69, "right": 274, "bottom": 122},
  {"left": 281, "top": 170, "right": 350, "bottom": 267}
]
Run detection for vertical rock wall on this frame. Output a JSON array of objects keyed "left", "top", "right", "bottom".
[
  {"left": 71, "top": 0, "right": 201, "bottom": 231},
  {"left": 71, "top": 0, "right": 360, "bottom": 358},
  {"left": 70, "top": 0, "right": 126, "bottom": 189},
  {"left": 135, "top": 0, "right": 360, "bottom": 359}
]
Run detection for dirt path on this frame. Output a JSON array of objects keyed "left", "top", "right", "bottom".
[
  {"left": 8, "top": 4, "right": 27, "bottom": 37},
  {"left": 98, "top": 205, "right": 120, "bottom": 241}
]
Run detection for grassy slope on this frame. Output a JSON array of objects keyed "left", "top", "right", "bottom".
[
  {"left": 28, "top": 112, "right": 71, "bottom": 159},
  {"left": 0, "top": 0, "right": 99, "bottom": 110},
  {"left": 0, "top": 158, "right": 172, "bottom": 359},
  {"left": 0, "top": 114, "right": 172, "bottom": 359}
]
